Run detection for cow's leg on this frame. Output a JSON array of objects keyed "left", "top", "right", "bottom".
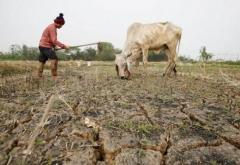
[
  {"left": 142, "top": 48, "right": 149, "bottom": 68},
  {"left": 163, "top": 49, "right": 172, "bottom": 77},
  {"left": 169, "top": 61, "right": 176, "bottom": 77},
  {"left": 164, "top": 44, "right": 177, "bottom": 77},
  {"left": 173, "top": 63, "right": 177, "bottom": 77},
  {"left": 141, "top": 48, "right": 149, "bottom": 77},
  {"left": 135, "top": 59, "right": 140, "bottom": 67},
  {"left": 166, "top": 59, "right": 176, "bottom": 77},
  {"left": 163, "top": 60, "right": 169, "bottom": 77},
  {"left": 168, "top": 48, "right": 177, "bottom": 77},
  {"left": 115, "top": 65, "right": 119, "bottom": 76},
  {"left": 165, "top": 56, "right": 176, "bottom": 77}
]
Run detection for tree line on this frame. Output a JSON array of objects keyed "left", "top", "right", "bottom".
[
  {"left": 0, "top": 43, "right": 117, "bottom": 61},
  {"left": 0, "top": 42, "right": 172, "bottom": 62},
  {"left": 1, "top": 43, "right": 217, "bottom": 63}
]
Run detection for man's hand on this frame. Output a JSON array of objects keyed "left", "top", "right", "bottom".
[{"left": 64, "top": 45, "right": 70, "bottom": 49}]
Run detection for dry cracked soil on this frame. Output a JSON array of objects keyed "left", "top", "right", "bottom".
[{"left": 0, "top": 61, "right": 240, "bottom": 165}]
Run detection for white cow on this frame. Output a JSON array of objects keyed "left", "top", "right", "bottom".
[{"left": 115, "top": 22, "right": 182, "bottom": 79}]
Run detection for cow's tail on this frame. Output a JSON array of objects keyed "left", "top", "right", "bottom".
[
  {"left": 174, "top": 30, "right": 182, "bottom": 63},
  {"left": 177, "top": 30, "right": 181, "bottom": 57}
]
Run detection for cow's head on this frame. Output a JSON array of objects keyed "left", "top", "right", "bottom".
[{"left": 115, "top": 54, "right": 131, "bottom": 80}]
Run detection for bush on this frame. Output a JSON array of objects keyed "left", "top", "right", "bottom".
[{"left": 178, "top": 56, "right": 196, "bottom": 63}]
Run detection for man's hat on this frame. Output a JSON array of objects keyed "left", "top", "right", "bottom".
[{"left": 54, "top": 13, "right": 65, "bottom": 25}]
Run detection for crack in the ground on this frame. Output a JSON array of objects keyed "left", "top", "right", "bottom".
[
  {"left": 179, "top": 140, "right": 223, "bottom": 152},
  {"left": 101, "top": 143, "right": 141, "bottom": 164},
  {"left": 96, "top": 128, "right": 175, "bottom": 164},
  {"left": 3, "top": 138, "right": 19, "bottom": 165},
  {"left": 4, "top": 138, "right": 19, "bottom": 155},
  {"left": 72, "top": 99, "right": 80, "bottom": 113},
  {"left": 220, "top": 135, "right": 240, "bottom": 150},
  {"left": 137, "top": 102, "right": 154, "bottom": 125},
  {"left": 161, "top": 128, "right": 171, "bottom": 165},
  {"left": 179, "top": 103, "right": 240, "bottom": 151},
  {"left": 179, "top": 104, "right": 206, "bottom": 126}
]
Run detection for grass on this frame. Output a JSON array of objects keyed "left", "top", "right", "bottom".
[
  {"left": 106, "top": 120, "right": 161, "bottom": 137},
  {"left": 210, "top": 160, "right": 218, "bottom": 165},
  {"left": 35, "top": 138, "right": 46, "bottom": 145},
  {"left": 0, "top": 60, "right": 239, "bottom": 77}
]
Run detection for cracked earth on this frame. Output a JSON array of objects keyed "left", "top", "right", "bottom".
[{"left": 0, "top": 61, "right": 240, "bottom": 165}]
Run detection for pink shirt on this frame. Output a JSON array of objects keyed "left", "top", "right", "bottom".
[{"left": 39, "top": 23, "right": 65, "bottom": 48}]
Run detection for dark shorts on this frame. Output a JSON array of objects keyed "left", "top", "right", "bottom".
[{"left": 38, "top": 46, "right": 58, "bottom": 63}]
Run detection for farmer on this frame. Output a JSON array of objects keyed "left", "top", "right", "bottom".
[{"left": 38, "top": 13, "right": 69, "bottom": 80}]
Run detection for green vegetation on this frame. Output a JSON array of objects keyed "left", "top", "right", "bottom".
[
  {"left": 148, "top": 50, "right": 167, "bottom": 61},
  {"left": 0, "top": 44, "right": 39, "bottom": 60},
  {"left": 178, "top": 56, "right": 196, "bottom": 63},
  {"left": 216, "top": 60, "right": 240, "bottom": 66},
  {"left": 200, "top": 46, "right": 213, "bottom": 62},
  {"left": 1, "top": 44, "right": 239, "bottom": 66},
  {"left": 106, "top": 120, "right": 162, "bottom": 137},
  {"left": 0, "top": 43, "right": 117, "bottom": 61}
]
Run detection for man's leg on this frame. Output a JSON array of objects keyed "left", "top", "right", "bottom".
[
  {"left": 50, "top": 59, "right": 58, "bottom": 80},
  {"left": 38, "top": 62, "right": 45, "bottom": 78}
]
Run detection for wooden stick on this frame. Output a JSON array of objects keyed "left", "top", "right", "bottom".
[
  {"left": 23, "top": 95, "right": 55, "bottom": 155},
  {"left": 55, "top": 42, "right": 100, "bottom": 51}
]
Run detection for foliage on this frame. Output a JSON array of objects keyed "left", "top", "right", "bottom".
[
  {"left": 2, "top": 44, "right": 239, "bottom": 65},
  {"left": 218, "top": 60, "right": 240, "bottom": 65},
  {"left": 65, "top": 47, "right": 96, "bottom": 61},
  {"left": 96, "top": 42, "right": 115, "bottom": 61},
  {"left": 0, "top": 44, "right": 39, "bottom": 60},
  {"left": 178, "top": 56, "right": 196, "bottom": 63},
  {"left": 200, "top": 46, "right": 213, "bottom": 62},
  {"left": 106, "top": 120, "right": 161, "bottom": 137},
  {"left": 0, "top": 43, "right": 116, "bottom": 61},
  {"left": 148, "top": 50, "right": 167, "bottom": 61}
]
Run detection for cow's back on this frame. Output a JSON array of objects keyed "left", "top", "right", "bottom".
[
  {"left": 122, "top": 22, "right": 181, "bottom": 56},
  {"left": 140, "top": 22, "right": 181, "bottom": 46},
  {"left": 125, "top": 22, "right": 181, "bottom": 46}
]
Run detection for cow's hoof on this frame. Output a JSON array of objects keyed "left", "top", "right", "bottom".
[{"left": 120, "top": 77, "right": 130, "bottom": 80}]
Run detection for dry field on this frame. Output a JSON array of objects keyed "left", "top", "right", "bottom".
[{"left": 0, "top": 60, "right": 240, "bottom": 165}]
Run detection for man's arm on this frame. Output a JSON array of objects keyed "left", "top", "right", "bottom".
[{"left": 49, "top": 27, "right": 66, "bottom": 49}]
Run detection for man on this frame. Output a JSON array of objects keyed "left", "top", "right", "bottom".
[{"left": 38, "top": 13, "right": 69, "bottom": 80}]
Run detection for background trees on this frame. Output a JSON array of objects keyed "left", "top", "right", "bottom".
[
  {"left": 199, "top": 46, "right": 213, "bottom": 62},
  {"left": 0, "top": 44, "right": 229, "bottom": 64},
  {"left": 0, "top": 43, "right": 116, "bottom": 61}
]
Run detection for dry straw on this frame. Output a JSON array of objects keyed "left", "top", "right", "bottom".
[{"left": 23, "top": 95, "right": 56, "bottom": 156}]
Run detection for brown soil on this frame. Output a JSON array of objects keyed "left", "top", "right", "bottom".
[{"left": 0, "top": 61, "right": 239, "bottom": 165}]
